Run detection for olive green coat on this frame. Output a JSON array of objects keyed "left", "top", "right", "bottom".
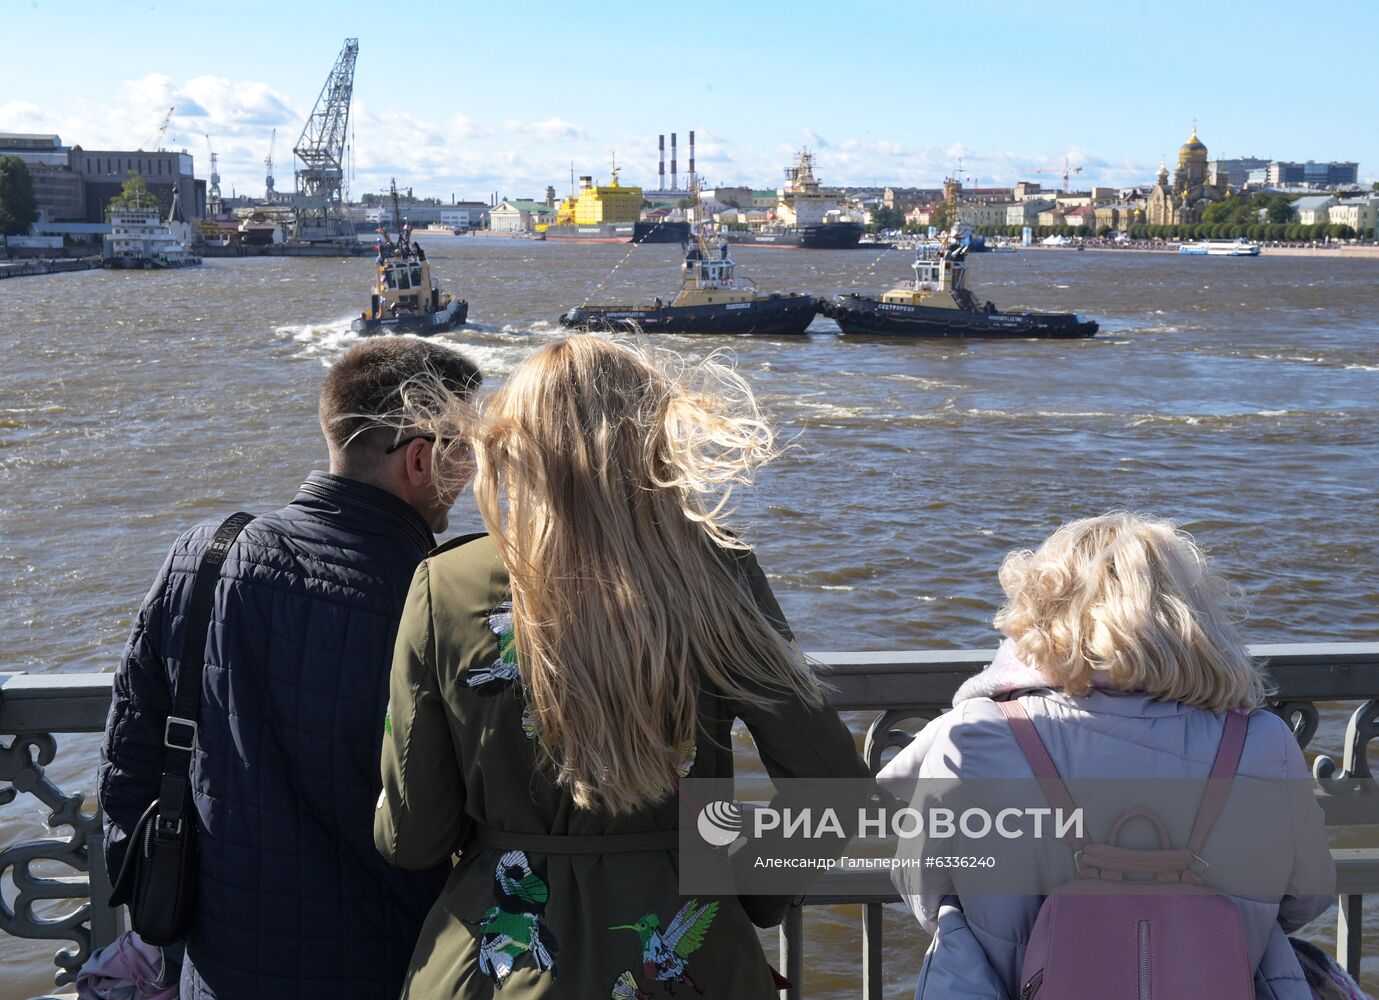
[{"left": 374, "top": 534, "right": 869, "bottom": 999}]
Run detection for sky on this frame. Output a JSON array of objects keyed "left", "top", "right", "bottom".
[{"left": 3, "top": 0, "right": 1375, "bottom": 202}]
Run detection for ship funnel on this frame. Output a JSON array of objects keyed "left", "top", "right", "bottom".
[
  {"left": 670, "top": 132, "right": 677, "bottom": 191},
  {"left": 658, "top": 134, "right": 665, "bottom": 191},
  {"left": 689, "top": 130, "right": 695, "bottom": 181}
]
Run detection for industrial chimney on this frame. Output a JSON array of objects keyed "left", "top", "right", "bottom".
[
  {"left": 689, "top": 130, "right": 695, "bottom": 184},
  {"left": 658, "top": 134, "right": 665, "bottom": 192},
  {"left": 670, "top": 132, "right": 678, "bottom": 191}
]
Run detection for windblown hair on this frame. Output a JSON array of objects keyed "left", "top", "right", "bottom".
[
  {"left": 994, "top": 512, "right": 1266, "bottom": 711},
  {"left": 319, "top": 338, "right": 481, "bottom": 481},
  {"left": 472, "top": 335, "right": 822, "bottom": 814}
]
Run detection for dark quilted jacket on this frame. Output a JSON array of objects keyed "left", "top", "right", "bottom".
[{"left": 99, "top": 473, "right": 448, "bottom": 999}]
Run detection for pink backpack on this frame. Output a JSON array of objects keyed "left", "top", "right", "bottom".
[{"left": 999, "top": 699, "right": 1254, "bottom": 999}]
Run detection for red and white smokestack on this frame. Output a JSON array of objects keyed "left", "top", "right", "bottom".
[
  {"left": 689, "top": 130, "right": 695, "bottom": 181},
  {"left": 658, "top": 134, "right": 665, "bottom": 190},
  {"left": 670, "top": 132, "right": 678, "bottom": 191}
]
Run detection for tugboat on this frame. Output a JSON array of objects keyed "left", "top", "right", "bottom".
[
  {"left": 352, "top": 180, "right": 468, "bottom": 336},
  {"left": 558, "top": 193, "right": 817, "bottom": 335},
  {"left": 824, "top": 235, "right": 1097, "bottom": 338}
]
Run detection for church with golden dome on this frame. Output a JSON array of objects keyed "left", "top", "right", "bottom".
[{"left": 1146, "top": 127, "right": 1229, "bottom": 226}]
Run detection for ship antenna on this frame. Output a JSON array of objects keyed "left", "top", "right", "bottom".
[{"left": 389, "top": 177, "right": 402, "bottom": 246}]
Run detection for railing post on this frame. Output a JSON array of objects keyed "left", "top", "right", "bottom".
[
  {"left": 1337, "top": 892, "right": 1363, "bottom": 979},
  {"left": 862, "top": 901, "right": 884, "bottom": 1000},
  {"left": 85, "top": 815, "right": 119, "bottom": 948},
  {"left": 778, "top": 902, "right": 803, "bottom": 1000}
]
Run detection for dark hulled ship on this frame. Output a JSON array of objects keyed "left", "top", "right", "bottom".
[
  {"left": 824, "top": 237, "right": 1097, "bottom": 339},
  {"left": 559, "top": 225, "right": 816, "bottom": 336}
]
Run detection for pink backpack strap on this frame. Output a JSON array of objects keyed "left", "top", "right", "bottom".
[
  {"left": 1186, "top": 708, "right": 1248, "bottom": 857},
  {"left": 998, "top": 699, "right": 1089, "bottom": 851}
]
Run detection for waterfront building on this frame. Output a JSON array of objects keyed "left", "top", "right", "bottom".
[
  {"left": 1007, "top": 199, "right": 1054, "bottom": 226},
  {"left": 1293, "top": 195, "right": 1338, "bottom": 226},
  {"left": 1094, "top": 202, "right": 1144, "bottom": 231},
  {"left": 1012, "top": 181, "right": 1045, "bottom": 201},
  {"left": 0, "top": 132, "right": 201, "bottom": 225},
  {"left": 1062, "top": 205, "right": 1097, "bottom": 229},
  {"left": 1328, "top": 197, "right": 1377, "bottom": 236},
  {"left": 1054, "top": 192, "right": 1094, "bottom": 208},
  {"left": 490, "top": 198, "right": 555, "bottom": 233},
  {"left": 1210, "top": 156, "right": 1269, "bottom": 190},
  {"left": 884, "top": 186, "right": 944, "bottom": 212},
  {"left": 0, "top": 133, "right": 84, "bottom": 223},
  {"left": 1249, "top": 160, "right": 1360, "bottom": 189},
  {"left": 1146, "top": 128, "right": 1229, "bottom": 227},
  {"left": 441, "top": 203, "right": 490, "bottom": 230},
  {"left": 1036, "top": 208, "right": 1066, "bottom": 227}
]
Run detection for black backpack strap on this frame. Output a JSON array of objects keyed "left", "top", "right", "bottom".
[{"left": 155, "top": 512, "right": 254, "bottom": 834}]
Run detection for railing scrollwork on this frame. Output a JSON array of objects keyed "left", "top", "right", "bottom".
[{"left": 0, "top": 732, "right": 111, "bottom": 986}]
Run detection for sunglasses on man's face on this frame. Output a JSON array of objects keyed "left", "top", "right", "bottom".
[{"left": 384, "top": 434, "right": 435, "bottom": 455}]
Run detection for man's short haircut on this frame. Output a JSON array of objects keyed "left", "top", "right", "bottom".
[{"left": 319, "top": 338, "right": 481, "bottom": 454}]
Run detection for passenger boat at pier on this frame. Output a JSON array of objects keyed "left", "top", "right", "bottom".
[
  {"left": 824, "top": 237, "right": 1097, "bottom": 338},
  {"left": 102, "top": 195, "right": 201, "bottom": 269},
  {"left": 559, "top": 217, "right": 816, "bottom": 335},
  {"left": 351, "top": 181, "right": 468, "bottom": 336},
  {"left": 1178, "top": 238, "right": 1260, "bottom": 256}
]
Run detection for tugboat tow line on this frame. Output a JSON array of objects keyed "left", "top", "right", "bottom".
[{"left": 579, "top": 217, "right": 670, "bottom": 309}]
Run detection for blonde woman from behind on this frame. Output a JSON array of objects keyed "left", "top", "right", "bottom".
[
  {"left": 879, "top": 513, "right": 1335, "bottom": 1000},
  {"left": 375, "top": 335, "right": 870, "bottom": 999}
]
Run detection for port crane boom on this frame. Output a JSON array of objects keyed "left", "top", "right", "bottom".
[
  {"left": 265, "top": 128, "right": 276, "bottom": 202},
  {"left": 292, "top": 38, "right": 358, "bottom": 242},
  {"left": 1030, "top": 156, "right": 1084, "bottom": 193},
  {"left": 143, "top": 106, "right": 175, "bottom": 152}
]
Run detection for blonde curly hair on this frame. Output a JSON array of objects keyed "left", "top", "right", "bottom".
[{"left": 994, "top": 513, "right": 1267, "bottom": 711}]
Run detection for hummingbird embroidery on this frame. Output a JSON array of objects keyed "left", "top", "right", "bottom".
[
  {"left": 467, "top": 601, "right": 521, "bottom": 695},
  {"left": 610, "top": 899, "right": 718, "bottom": 994},
  {"left": 465, "top": 850, "right": 558, "bottom": 987},
  {"left": 610, "top": 970, "right": 652, "bottom": 999}
]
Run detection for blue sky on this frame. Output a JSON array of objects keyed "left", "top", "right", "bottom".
[{"left": 4, "top": 0, "right": 1374, "bottom": 200}]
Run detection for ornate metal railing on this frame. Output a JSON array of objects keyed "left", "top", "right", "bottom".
[{"left": 2, "top": 643, "right": 1377, "bottom": 996}]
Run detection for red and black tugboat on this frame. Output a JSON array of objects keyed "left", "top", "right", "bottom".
[
  {"left": 352, "top": 180, "right": 468, "bottom": 336},
  {"left": 824, "top": 236, "right": 1097, "bottom": 339}
]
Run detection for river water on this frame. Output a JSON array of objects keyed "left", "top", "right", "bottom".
[{"left": 2, "top": 240, "right": 1376, "bottom": 996}]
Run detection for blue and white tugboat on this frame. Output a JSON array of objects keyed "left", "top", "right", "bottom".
[
  {"left": 558, "top": 199, "right": 817, "bottom": 335},
  {"left": 824, "top": 236, "right": 1097, "bottom": 339},
  {"left": 352, "top": 180, "right": 468, "bottom": 336}
]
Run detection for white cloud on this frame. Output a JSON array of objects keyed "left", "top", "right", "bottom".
[{"left": 1, "top": 74, "right": 1158, "bottom": 202}]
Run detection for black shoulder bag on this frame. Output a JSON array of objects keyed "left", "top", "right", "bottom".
[{"left": 109, "top": 511, "right": 254, "bottom": 945}]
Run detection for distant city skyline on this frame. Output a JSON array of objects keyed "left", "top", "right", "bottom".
[{"left": 3, "top": 0, "right": 1374, "bottom": 201}]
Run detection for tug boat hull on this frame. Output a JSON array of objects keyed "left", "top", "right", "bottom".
[
  {"left": 560, "top": 294, "right": 818, "bottom": 335},
  {"left": 351, "top": 296, "right": 468, "bottom": 336},
  {"left": 825, "top": 294, "right": 1097, "bottom": 339}
]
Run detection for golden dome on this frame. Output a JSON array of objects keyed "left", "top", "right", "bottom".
[{"left": 1179, "top": 130, "right": 1208, "bottom": 162}]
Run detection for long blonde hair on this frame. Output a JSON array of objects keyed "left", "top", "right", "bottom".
[
  {"left": 472, "top": 336, "right": 822, "bottom": 814},
  {"left": 994, "top": 512, "right": 1267, "bottom": 711}
]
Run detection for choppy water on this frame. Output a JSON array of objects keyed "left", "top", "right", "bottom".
[{"left": 2, "top": 240, "right": 1376, "bottom": 996}]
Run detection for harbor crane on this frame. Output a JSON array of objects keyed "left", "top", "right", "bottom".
[
  {"left": 292, "top": 38, "right": 358, "bottom": 242},
  {"left": 142, "top": 105, "right": 175, "bottom": 151},
  {"left": 265, "top": 128, "right": 276, "bottom": 202},
  {"left": 1030, "top": 155, "right": 1084, "bottom": 193},
  {"left": 204, "top": 133, "right": 222, "bottom": 216}
]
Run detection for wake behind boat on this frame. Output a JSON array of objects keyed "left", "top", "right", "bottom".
[{"left": 824, "top": 236, "right": 1097, "bottom": 339}]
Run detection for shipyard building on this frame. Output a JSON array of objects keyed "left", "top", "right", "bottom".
[{"left": 0, "top": 133, "right": 202, "bottom": 225}]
